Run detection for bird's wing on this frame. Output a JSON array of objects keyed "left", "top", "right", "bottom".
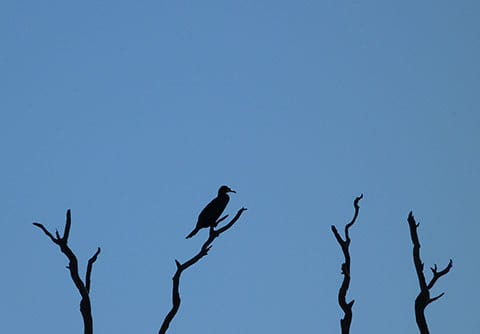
[{"left": 198, "top": 197, "right": 228, "bottom": 227}]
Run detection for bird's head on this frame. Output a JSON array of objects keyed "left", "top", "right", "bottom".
[{"left": 218, "top": 185, "right": 236, "bottom": 195}]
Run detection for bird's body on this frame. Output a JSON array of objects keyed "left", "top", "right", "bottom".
[{"left": 186, "top": 185, "right": 235, "bottom": 239}]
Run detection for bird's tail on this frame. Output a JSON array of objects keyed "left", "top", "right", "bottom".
[{"left": 186, "top": 227, "right": 199, "bottom": 239}]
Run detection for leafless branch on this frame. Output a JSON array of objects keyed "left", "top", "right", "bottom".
[
  {"left": 33, "top": 209, "right": 100, "bottom": 334},
  {"left": 331, "top": 194, "right": 363, "bottom": 334},
  {"left": 86, "top": 247, "right": 101, "bottom": 294},
  {"left": 407, "top": 212, "right": 453, "bottom": 334},
  {"left": 159, "top": 207, "right": 247, "bottom": 334}
]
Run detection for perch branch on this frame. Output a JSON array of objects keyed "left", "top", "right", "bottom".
[
  {"left": 159, "top": 207, "right": 247, "bottom": 334},
  {"left": 407, "top": 212, "right": 453, "bottom": 334},
  {"left": 33, "top": 209, "right": 100, "bottom": 334},
  {"left": 331, "top": 194, "right": 363, "bottom": 334}
]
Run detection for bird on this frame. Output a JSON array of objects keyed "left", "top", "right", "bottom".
[{"left": 186, "top": 185, "right": 236, "bottom": 239}]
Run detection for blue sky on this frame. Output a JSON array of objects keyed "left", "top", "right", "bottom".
[{"left": 1, "top": 1, "right": 479, "bottom": 333}]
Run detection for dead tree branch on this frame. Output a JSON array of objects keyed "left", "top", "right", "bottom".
[
  {"left": 331, "top": 194, "right": 363, "bottom": 334},
  {"left": 407, "top": 212, "right": 453, "bottom": 334},
  {"left": 33, "top": 209, "right": 101, "bottom": 334},
  {"left": 159, "top": 207, "right": 247, "bottom": 334}
]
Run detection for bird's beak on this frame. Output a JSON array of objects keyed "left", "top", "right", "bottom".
[{"left": 229, "top": 189, "right": 236, "bottom": 193}]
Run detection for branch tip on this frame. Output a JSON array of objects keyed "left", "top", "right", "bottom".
[
  {"left": 353, "top": 194, "right": 363, "bottom": 208},
  {"left": 429, "top": 292, "right": 445, "bottom": 304},
  {"left": 63, "top": 209, "right": 72, "bottom": 241},
  {"left": 89, "top": 248, "right": 101, "bottom": 262},
  {"left": 33, "top": 222, "right": 58, "bottom": 243}
]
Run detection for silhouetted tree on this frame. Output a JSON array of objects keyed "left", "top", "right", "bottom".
[
  {"left": 159, "top": 207, "right": 247, "bottom": 334},
  {"left": 33, "top": 210, "right": 100, "bottom": 334},
  {"left": 407, "top": 212, "right": 453, "bottom": 334},
  {"left": 31, "top": 201, "right": 456, "bottom": 334},
  {"left": 331, "top": 194, "right": 363, "bottom": 334}
]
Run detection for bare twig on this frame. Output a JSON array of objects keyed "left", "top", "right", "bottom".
[
  {"left": 86, "top": 247, "right": 101, "bottom": 294},
  {"left": 159, "top": 207, "right": 247, "bottom": 334},
  {"left": 33, "top": 210, "right": 100, "bottom": 334},
  {"left": 331, "top": 194, "right": 363, "bottom": 334},
  {"left": 407, "top": 212, "right": 452, "bottom": 334}
]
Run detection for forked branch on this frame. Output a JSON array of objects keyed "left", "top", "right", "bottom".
[
  {"left": 159, "top": 207, "right": 247, "bottom": 334},
  {"left": 331, "top": 194, "right": 363, "bottom": 334},
  {"left": 407, "top": 212, "right": 453, "bottom": 334},
  {"left": 33, "top": 210, "right": 100, "bottom": 334}
]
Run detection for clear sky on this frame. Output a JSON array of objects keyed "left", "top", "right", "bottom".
[{"left": 1, "top": 1, "right": 479, "bottom": 333}]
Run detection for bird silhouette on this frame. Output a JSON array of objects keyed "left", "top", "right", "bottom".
[{"left": 186, "top": 185, "right": 236, "bottom": 239}]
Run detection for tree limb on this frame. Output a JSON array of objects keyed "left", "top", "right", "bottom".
[
  {"left": 331, "top": 194, "right": 363, "bottom": 334},
  {"left": 407, "top": 212, "right": 453, "bottom": 334},
  {"left": 159, "top": 207, "right": 247, "bottom": 334},
  {"left": 33, "top": 209, "right": 100, "bottom": 334},
  {"left": 86, "top": 247, "right": 102, "bottom": 294}
]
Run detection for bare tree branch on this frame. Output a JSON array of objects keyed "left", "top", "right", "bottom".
[
  {"left": 32, "top": 223, "right": 57, "bottom": 243},
  {"left": 331, "top": 194, "right": 363, "bottom": 334},
  {"left": 407, "top": 212, "right": 453, "bottom": 334},
  {"left": 33, "top": 209, "right": 100, "bottom": 334},
  {"left": 63, "top": 208, "right": 72, "bottom": 241},
  {"left": 86, "top": 247, "right": 102, "bottom": 294},
  {"left": 427, "top": 260, "right": 453, "bottom": 290},
  {"left": 159, "top": 207, "right": 247, "bottom": 334}
]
